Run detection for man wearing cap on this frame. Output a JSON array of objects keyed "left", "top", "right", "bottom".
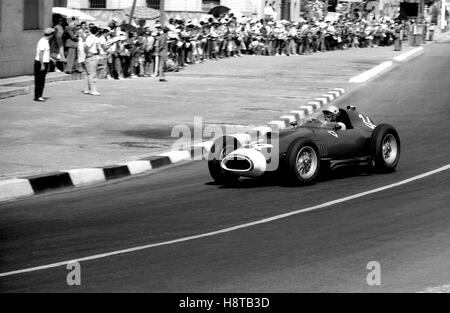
[
  {"left": 83, "top": 25, "right": 101, "bottom": 95},
  {"left": 157, "top": 26, "right": 169, "bottom": 82},
  {"left": 34, "top": 28, "right": 54, "bottom": 102}
]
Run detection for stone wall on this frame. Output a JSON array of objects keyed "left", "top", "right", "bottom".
[{"left": 0, "top": 0, "right": 54, "bottom": 78}]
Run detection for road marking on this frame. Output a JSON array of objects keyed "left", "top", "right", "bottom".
[{"left": 1, "top": 164, "right": 449, "bottom": 278}]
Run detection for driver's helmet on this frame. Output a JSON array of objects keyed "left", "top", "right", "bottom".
[{"left": 323, "top": 105, "right": 340, "bottom": 122}]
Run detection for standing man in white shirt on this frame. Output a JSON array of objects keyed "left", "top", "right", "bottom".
[
  {"left": 83, "top": 25, "right": 101, "bottom": 96},
  {"left": 34, "top": 28, "right": 54, "bottom": 102}
]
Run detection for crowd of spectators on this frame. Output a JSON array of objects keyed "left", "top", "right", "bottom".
[{"left": 48, "top": 13, "right": 430, "bottom": 81}]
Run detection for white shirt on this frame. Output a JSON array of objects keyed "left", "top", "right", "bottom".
[
  {"left": 84, "top": 34, "right": 99, "bottom": 55},
  {"left": 263, "top": 6, "right": 274, "bottom": 16},
  {"left": 35, "top": 38, "right": 50, "bottom": 63},
  {"left": 98, "top": 36, "right": 107, "bottom": 56}
]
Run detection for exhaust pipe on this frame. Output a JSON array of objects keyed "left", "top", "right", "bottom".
[{"left": 221, "top": 149, "right": 267, "bottom": 178}]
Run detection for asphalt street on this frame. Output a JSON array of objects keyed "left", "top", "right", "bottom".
[{"left": 0, "top": 40, "right": 449, "bottom": 292}]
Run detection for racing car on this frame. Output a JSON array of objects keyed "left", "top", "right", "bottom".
[{"left": 208, "top": 106, "right": 401, "bottom": 185}]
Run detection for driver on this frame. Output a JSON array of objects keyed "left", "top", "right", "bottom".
[{"left": 323, "top": 105, "right": 346, "bottom": 130}]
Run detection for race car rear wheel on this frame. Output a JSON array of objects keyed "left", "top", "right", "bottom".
[
  {"left": 285, "top": 140, "right": 321, "bottom": 184},
  {"left": 208, "top": 136, "right": 241, "bottom": 184},
  {"left": 370, "top": 124, "right": 401, "bottom": 172}
]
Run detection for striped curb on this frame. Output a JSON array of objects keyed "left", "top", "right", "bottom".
[
  {"left": 267, "top": 88, "right": 346, "bottom": 131},
  {"left": 0, "top": 151, "right": 197, "bottom": 203},
  {"left": 0, "top": 88, "right": 345, "bottom": 203}
]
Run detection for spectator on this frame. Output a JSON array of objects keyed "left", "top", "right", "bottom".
[
  {"left": 64, "top": 20, "right": 79, "bottom": 74},
  {"left": 157, "top": 26, "right": 170, "bottom": 82},
  {"left": 97, "top": 28, "right": 110, "bottom": 79},
  {"left": 34, "top": 28, "right": 54, "bottom": 102},
  {"left": 394, "top": 22, "right": 402, "bottom": 51},
  {"left": 51, "top": 17, "right": 67, "bottom": 71},
  {"left": 428, "top": 23, "right": 435, "bottom": 41},
  {"left": 83, "top": 25, "right": 101, "bottom": 96},
  {"left": 77, "top": 22, "right": 89, "bottom": 74}
]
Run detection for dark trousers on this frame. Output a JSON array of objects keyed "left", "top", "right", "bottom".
[
  {"left": 64, "top": 47, "right": 78, "bottom": 73},
  {"left": 34, "top": 60, "right": 49, "bottom": 99}
]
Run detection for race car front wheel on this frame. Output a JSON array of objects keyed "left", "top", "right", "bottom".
[
  {"left": 208, "top": 136, "right": 241, "bottom": 184},
  {"left": 285, "top": 140, "right": 321, "bottom": 184},
  {"left": 370, "top": 124, "right": 401, "bottom": 172}
]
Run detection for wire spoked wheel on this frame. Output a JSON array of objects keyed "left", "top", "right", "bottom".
[
  {"left": 370, "top": 124, "right": 401, "bottom": 172},
  {"left": 285, "top": 140, "right": 321, "bottom": 185},
  {"left": 296, "top": 146, "right": 318, "bottom": 180},
  {"left": 382, "top": 134, "right": 398, "bottom": 166}
]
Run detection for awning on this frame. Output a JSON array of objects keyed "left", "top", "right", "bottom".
[
  {"left": 123, "top": 6, "right": 161, "bottom": 20},
  {"left": 52, "top": 7, "right": 96, "bottom": 21}
]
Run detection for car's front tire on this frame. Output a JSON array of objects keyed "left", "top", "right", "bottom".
[
  {"left": 284, "top": 139, "right": 321, "bottom": 185},
  {"left": 370, "top": 124, "right": 401, "bottom": 172},
  {"left": 208, "top": 136, "right": 241, "bottom": 184}
]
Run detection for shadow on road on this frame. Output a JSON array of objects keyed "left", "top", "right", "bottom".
[{"left": 205, "top": 165, "right": 391, "bottom": 189}]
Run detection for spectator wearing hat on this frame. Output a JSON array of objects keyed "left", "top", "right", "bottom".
[
  {"left": 77, "top": 22, "right": 89, "bottom": 74},
  {"left": 142, "top": 29, "right": 155, "bottom": 77},
  {"left": 97, "top": 28, "right": 110, "bottom": 79},
  {"left": 105, "top": 31, "right": 119, "bottom": 79},
  {"left": 157, "top": 26, "right": 169, "bottom": 82},
  {"left": 34, "top": 28, "right": 54, "bottom": 102},
  {"left": 83, "top": 25, "right": 101, "bottom": 95}
]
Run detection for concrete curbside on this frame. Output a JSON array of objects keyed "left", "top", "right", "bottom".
[
  {"left": 67, "top": 169, "right": 106, "bottom": 187},
  {"left": 0, "top": 179, "right": 35, "bottom": 202},
  {"left": 122, "top": 161, "right": 152, "bottom": 175},
  {"left": 158, "top": 151, "right": 192, "bottom": 164}
]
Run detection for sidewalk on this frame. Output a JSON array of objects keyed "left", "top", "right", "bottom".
[
  {"left": 0, "top": 41, "right": 437, "bottom": 180},
  {"left": 0, "top": 72, "right": 80, "bottom": 99}
]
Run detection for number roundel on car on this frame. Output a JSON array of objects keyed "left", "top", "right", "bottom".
[{"left": 328, "top": 131, "right": 338, "bottom": 138}]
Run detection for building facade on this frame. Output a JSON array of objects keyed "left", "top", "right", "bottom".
[
  {"left": 270, "top": 0, "right": 301, "bottom": 21},
  {"left": 0, "top": 0, "right": 54, "bottom": 78},
  {"left": 65, "top": 0, "right": 305, "bottom": 22}
]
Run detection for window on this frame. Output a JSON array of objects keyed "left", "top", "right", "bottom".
[
  {"left": 146, "top": 0, "right": 161, "bottom": 10},
  {"left": 24, "top": 0, "right": 41, "bottom": 30},
  {"left": 90, "top": 0, "right": 106, "bottom": 9},
  {"left": 202, "top": 1, "right": 221, "bottom": 12},
  {"left": 53, "top": 0, "right": 67, "bottom": 6}
]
